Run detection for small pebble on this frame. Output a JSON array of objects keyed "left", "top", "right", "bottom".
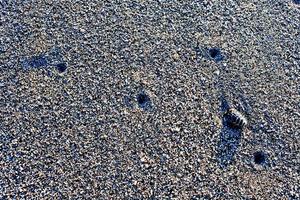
[{"left": 213, "top": 70, "right": 220, "bottom": 76}]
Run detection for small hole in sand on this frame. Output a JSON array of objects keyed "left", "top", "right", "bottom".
[
  {"left": 208, "top": 48, "right": 223, "bottom": 62},
  {"left": 56, "top": 63, "right": 67, "bottom": 73},
  {"left": 137, "top": 93, "right": 149, "bottom": 106},
  {"left": 254, "top": 151, "right": 266, "bottom": 165}
]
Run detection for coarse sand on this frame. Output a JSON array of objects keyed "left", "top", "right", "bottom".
[{"left": 0, "top": 0, "right": 299, "bottom": 199}]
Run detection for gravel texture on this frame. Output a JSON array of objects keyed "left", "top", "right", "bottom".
[{"left": 0, "top": 0, "right": 299, "bottom": 199}]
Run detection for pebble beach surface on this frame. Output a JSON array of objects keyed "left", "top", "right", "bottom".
[{"left": 0, "top": 0, "right": 299, "bottom": 199}]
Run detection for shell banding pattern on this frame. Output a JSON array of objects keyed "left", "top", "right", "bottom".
[{"left": 224, "top": 108, "right": 248, "bottom": 129}]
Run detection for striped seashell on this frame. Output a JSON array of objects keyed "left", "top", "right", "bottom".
[{"left": 224, "top": 108, "right": 248, "bottom": 129}]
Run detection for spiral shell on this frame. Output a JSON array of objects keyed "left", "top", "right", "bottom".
[{"left": 224, "top": 108, "right": 248, "bottom": 129}]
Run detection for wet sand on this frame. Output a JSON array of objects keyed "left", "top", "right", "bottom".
[{"left": 0, "top": 0, "right": 299, "bottom": 199}]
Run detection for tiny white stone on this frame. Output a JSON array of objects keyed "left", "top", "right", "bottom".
[{"left": 213, "top": 70, "right": 220, "bottom": 76}]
